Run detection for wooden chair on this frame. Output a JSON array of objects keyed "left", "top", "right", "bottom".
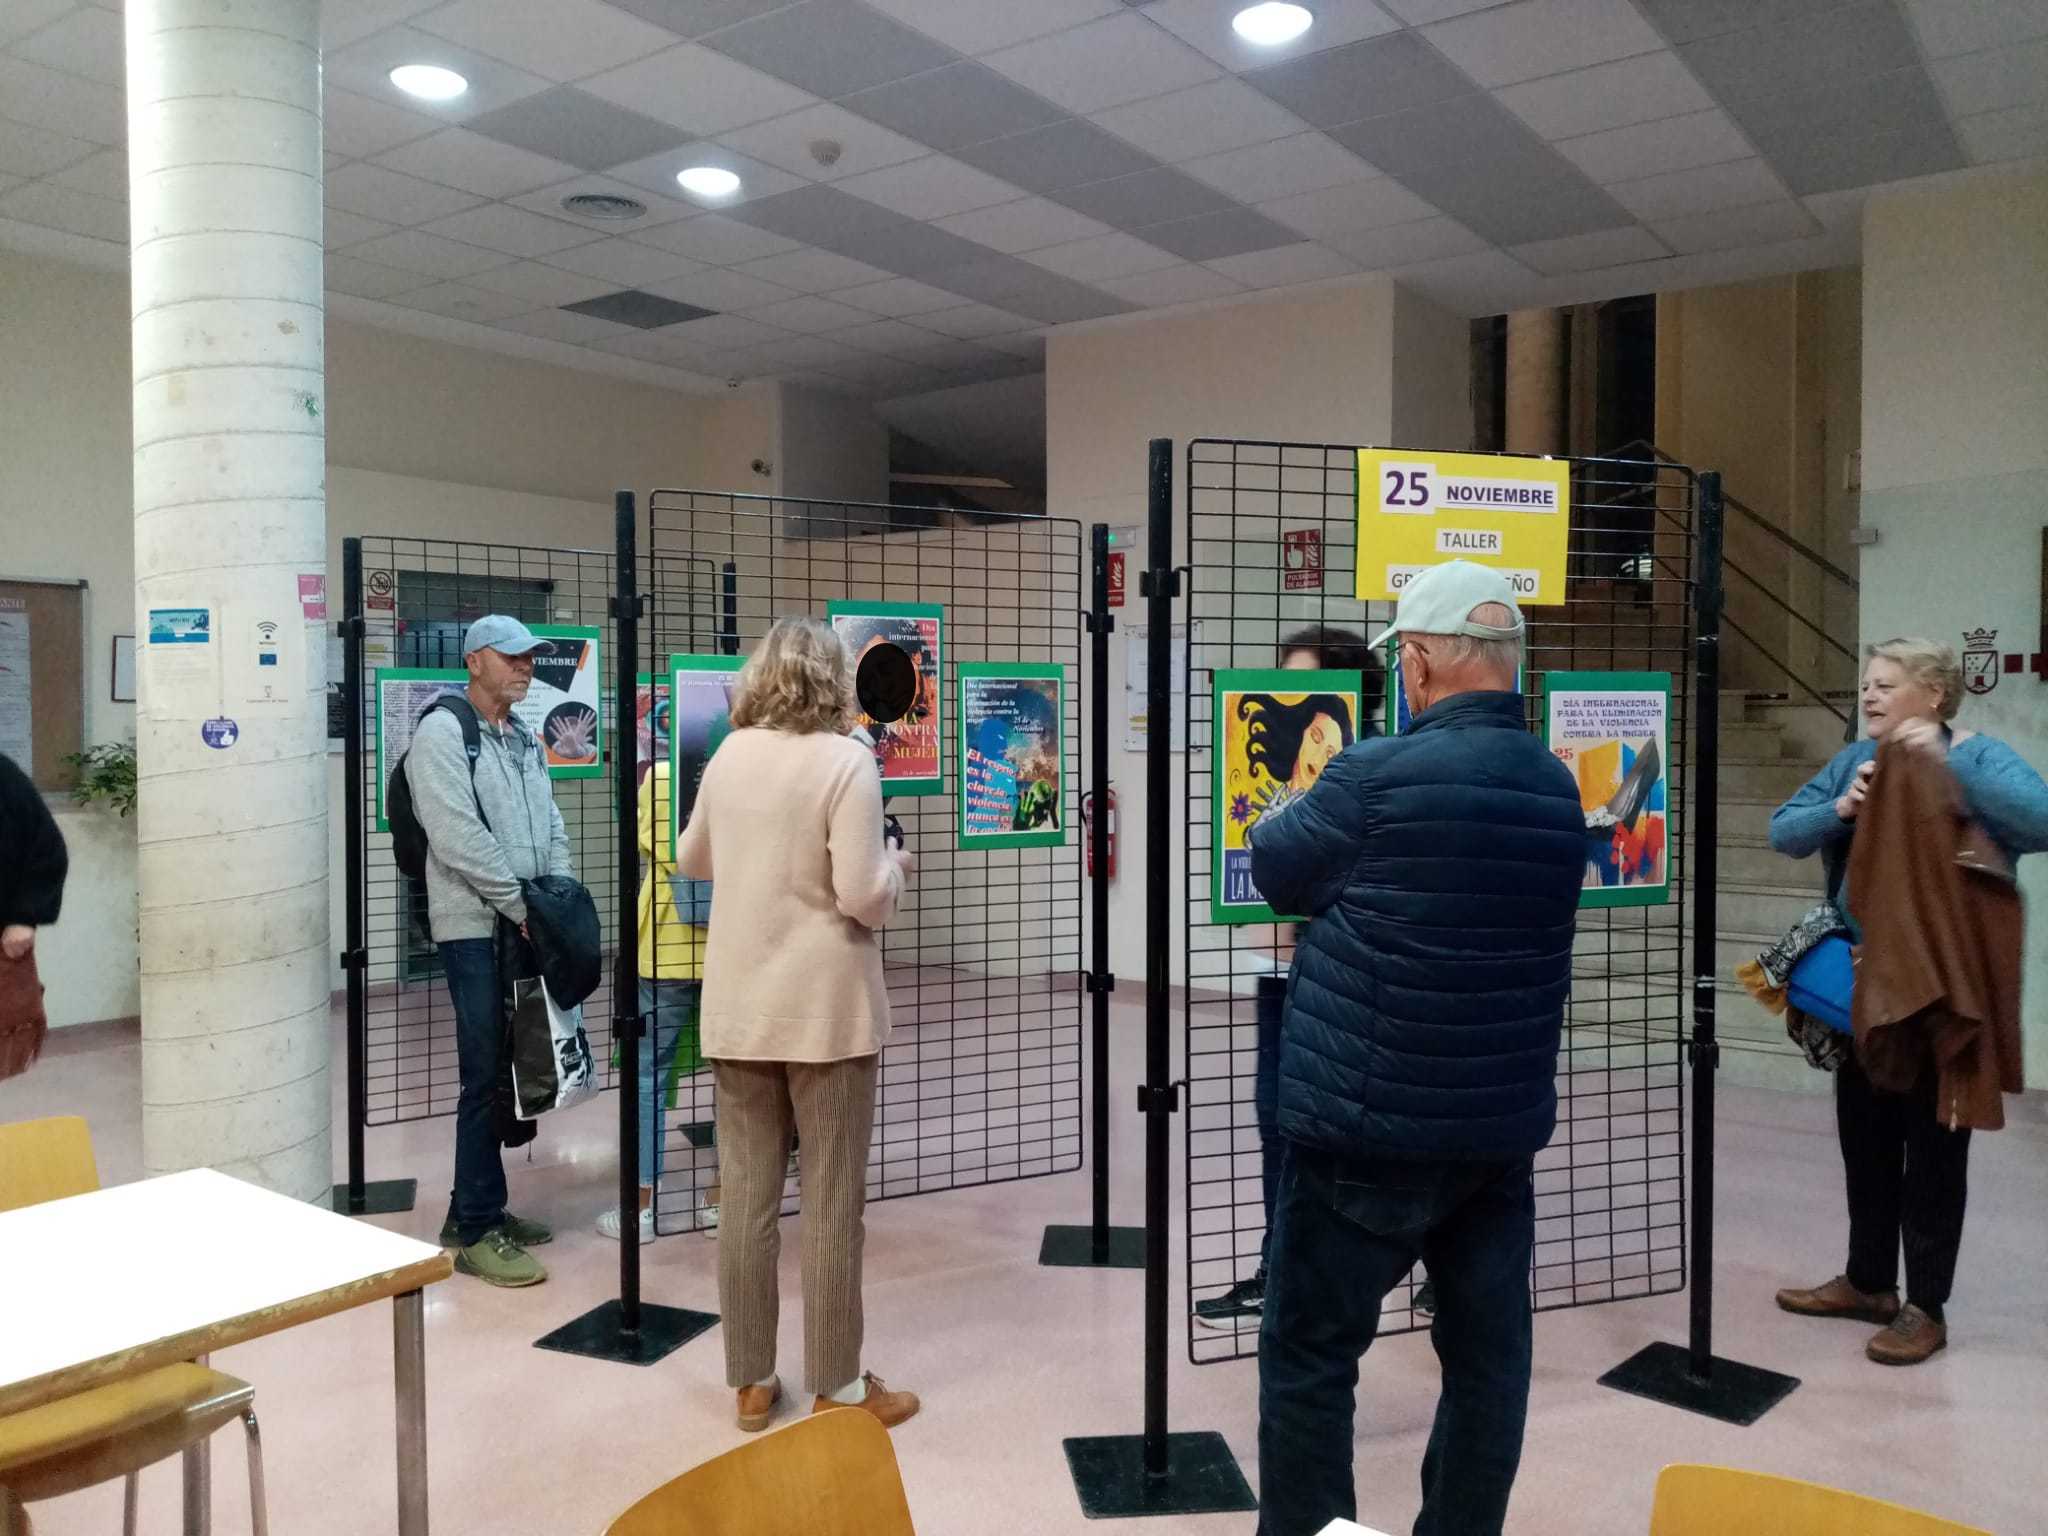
[
  {"left": 1650, "top": 1465, "right": 1991, "bottom": 1536},
  {"left": 0, "top": 1117, "right": 269, "bottom": 1536},
  {"left": 604, "top": 1406, "right": 915, "bottom": 1536}
]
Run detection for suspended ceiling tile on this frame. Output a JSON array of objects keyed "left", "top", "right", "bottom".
[
  {"left": 1241, "top": 31, "right": 1471, "bottom": 130},
  {"left": 1507, "top": 223, "right": 1669, "bottom": 275},
  {"left": 1422, "top": 0, "right": 1665, "bottom": 89},
  {"left": 703, "top": 0, "right": 960, "bottom": 99},
  {"left": 325, "top": 27, "right": 554, "bottom": 126},
  {"left": 630, "top": 212, "right": 803, "bottom": 264},
  {"left": 326, "top": 163, "right": 487, "bottom": 225},
  {"left": 1092, "top": 78, "right": 1309, "bottom": 165},
  {"left": 951, "top": 118, "right": 1159, "bottom": 195},
  {"left": 421, "top": 202, "right": 602, "bottom": 259},
  {"left": 348, "top": 227, "right": 514, "bottom": 278},
  {"left": 834, "top": 155, "right": 1025, "bottom": 223},
  {"left": 411, "top": 0, "right": 681, "bottom": 83},
  {"left": 464, "top": 87, "right": 695, "bottom": 174},
  {"left": 1181, "top": 132, "right": 1385, "bottom": 203},
  {"left": 1494, "top": 51, "right": 1718, "bottom": 142},
  {"left": 931, "top": 195, "right": 1114, "bottom": 254},
  {"left": 580, "top": 43, "right": 818, "bottom": 136},
  {"left": 372, "top": 127, "right": 581, "bottom": 200},
  {"left": 1143, "top": 0, "right": 1401, "bottom": 72},
  {"left": 841, "top": 62, "right": 1068, "bottom": 153},
  {"left": 717, "top": 102, "right": 929, "bottom": 182},
  {"left": 983, "top": 11, "right": 1220, "bottom": 117},
  {"left": 855, "top": 0, "right": 1122, "bottom": 57},
  {"left": 1203, "top": 240, "right": 1361, "bottom": 288}
]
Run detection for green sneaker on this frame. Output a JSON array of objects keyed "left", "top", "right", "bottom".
[
  {"left": 439, "top": 1212, "right": 553, "bottom": 1248},
  {"left": 453, "top": 1230, "right": 547, "bottom": 1288}
]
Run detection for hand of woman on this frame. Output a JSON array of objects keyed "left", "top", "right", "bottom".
[
  {"left": 1891, "top": 718, "right": 1948, "bottom": 756},
  {"left": 1, "top": 925, "right": 33, "bottom": 961},
  {"left": 1836, "top": 759, "right": 1876, "bottom": 822},
  {"left": 891, "top": 846, "right": 917, "bottom": 880}
]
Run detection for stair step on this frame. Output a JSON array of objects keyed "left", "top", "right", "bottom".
[
  {"left": 1714, "top": 722, "right": 1788, "bottom": 759},
  {"left": 1718, "top": 757, "right": 1820, "bottom": 800},
  {"left": 1698, "top": 839, "right": 1824, "bottom": 889},
  {"left": 1716, "top": 883, "right": 1823, "bottom": 936}
]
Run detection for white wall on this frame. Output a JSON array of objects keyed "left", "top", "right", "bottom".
[
  {"left": 1046, "top": 277, "right": 1471, "bottom": 985},
  {"left": 0, "top": 247, "right": 779, "bottom": 1025},
  {"left": 1860, "top": 166, "right": 2048, "bottom": 1083},
  {"left": 778, "top": 384, "right": 889, "bottom": 506}
]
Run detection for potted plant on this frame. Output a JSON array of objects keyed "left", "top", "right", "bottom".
[{"left": 64, "top": 740, "right": 137, "bottom": 817}]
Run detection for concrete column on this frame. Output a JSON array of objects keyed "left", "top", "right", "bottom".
[
  {"left": 1504, "top": 307, "right": 1565, "bottom": 457},
  {"left": 128, "top": 0, "right": 330, "bottom": 1199}
]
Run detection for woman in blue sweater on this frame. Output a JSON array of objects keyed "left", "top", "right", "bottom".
[{"left": 1770, "top": 638, "right": 2048, "bottom": 1365}]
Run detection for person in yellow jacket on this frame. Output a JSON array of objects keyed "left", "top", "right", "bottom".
[{"left": 599, "top": 757, "right": 711, "bottom": 1243}]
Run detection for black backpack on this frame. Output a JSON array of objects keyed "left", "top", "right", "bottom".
[{"left": 389, "top": 695, "right": 486, "bottom": 881}]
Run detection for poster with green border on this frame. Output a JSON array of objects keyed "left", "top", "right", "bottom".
[
  {"left": 827, "top": 599, "right": 944, "bottom": 797},
  {"left": 1212, "top": 667, "right": 1363, "bottom": 925},
  {"left": 374, "top": 668, "right": 467, "bottom": 833},
  {"left": 514, "top": 623, "right": 603, "bottom": 779},
  {"left": 1541, "top": 670, "right": 1672, "bottom": 910},
  {"left": 957, "top": 662, "right": 1066, "bottom": 851},
  {"left": 1384, "top": 648, "right": 1524, "bottom": 734},
  {"left": 668, "top": 653, "right": 744, "bottom": 861}
]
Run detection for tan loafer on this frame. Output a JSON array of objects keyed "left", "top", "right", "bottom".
[
  {"left": 736, "top": 1378, "right": 782, "bottom": 1433},
  {"left": 812, "top": 1372, "right": 920, "bottom": 1429},
  {"left": 1867, "top": 1305, "right": 1947, "bottom": 1366},
  {"left": 1775, "top": 1274, "right": 1900, "bottom": 1324}
]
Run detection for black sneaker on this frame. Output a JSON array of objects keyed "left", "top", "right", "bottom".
[
  {"left": 1194, "top": 1273, "right": 1265, "bottom": 1330},
  {"left": 1412, "top": 1278, "right": 1437, "bottom": 1317}
]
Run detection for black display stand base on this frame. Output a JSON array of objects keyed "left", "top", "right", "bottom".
[
  {"left": 1039, "top": 1223, "right": 1147, "bottom": 1269},
  {"left": 534, "top": 1300, "right": 718, "bottom": 1366},
  {"left": 1599, "top": 1341, "right": 1800, "bottom": 1426},
  {"left": 1064, "top": 1431, "right": 1257, "bottom": 1519},
  {"left": 330, "top": 1179, "right": 416, "bottom": 1217}
]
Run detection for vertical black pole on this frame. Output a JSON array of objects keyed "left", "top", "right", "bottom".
[
  {"left": 1687, "top": 472, "right": 1725, "bottom": 1378},
  {"left": 342, "top": 540, "right": 368, "bottom": 1212},
  {"left": 615, "top": 491, "right": 643, "bottom": 1334},
  {"left": 721, "top": 560, "right": 738, "bottom": 655},
  {"left": 1089, "top": 523, "right": 1114, "bottom": 1260},
  {"left": 1142, "top": 440, "right": 1174, "bottom": 1474}
]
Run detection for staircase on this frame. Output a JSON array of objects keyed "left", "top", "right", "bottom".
[{"left": 1710, "top": 693, "right": 1837, "bottom": 1092}]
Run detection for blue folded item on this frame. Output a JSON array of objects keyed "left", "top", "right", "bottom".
[{"left": 1786, "top": 934, "right": 1855, "bottom": 1034}]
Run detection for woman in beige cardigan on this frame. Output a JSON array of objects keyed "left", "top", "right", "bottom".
[{"left": 676, "top": 617, "right": 920, "bottom": 1433}]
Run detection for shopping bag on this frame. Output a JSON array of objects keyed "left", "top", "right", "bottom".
[{"left": 509, "top": 976, "right": 599, "bottom": 1118}]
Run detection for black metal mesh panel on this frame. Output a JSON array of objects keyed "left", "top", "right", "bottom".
[
  {"left": 644, "top": 491, "right": 1085, "bottom": 1234},
  {"left": 1182, "top": 441, "right": 1696, "bottom": 1364},
  {"left": 352, "top": 538, "right": 626, "bottom": 1125}
]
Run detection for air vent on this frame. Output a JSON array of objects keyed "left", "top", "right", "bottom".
[{"left": 560, "top": 192, "right": 647, "bottom": 221}]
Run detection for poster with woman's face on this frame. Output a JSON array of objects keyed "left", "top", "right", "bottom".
[
  {"left": 635, "top": 674, "right": 670, "bottom": 786},
  {"left": 1212, "top": 668, "right": 1362, "bottom": 924},
  {"left": 827, "top": 601, "right": 943, "bottom": 797},
  {"left": 513, "top": 624, "right": 602, "bottom": 776},
  {"left": 957, "top": 663, "right": 1065, "bottom": 850}
]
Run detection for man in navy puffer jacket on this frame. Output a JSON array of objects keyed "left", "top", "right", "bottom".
[{"left": 1246, "top": 561, "right": 1585, "bottom": 1536}]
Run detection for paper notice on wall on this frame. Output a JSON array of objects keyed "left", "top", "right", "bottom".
[
  {"left": 232, "top": 604, "right": 303, "bottom": 706},
  {"left": 145, "top": 606, "right": 219, "bottom": 721},
  {"left": 0, "top": 598, "right": 30, "bottom": 765},
  {"left": 325, "top": 633, "right": 347, "bottom": 751},
  {"left": 1125, "top": 622, "right": 1192, "bottom": 753}
]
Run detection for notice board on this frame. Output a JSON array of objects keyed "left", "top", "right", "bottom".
[{"left": 0, "top": 578, "right": 86, "bottom": 790}]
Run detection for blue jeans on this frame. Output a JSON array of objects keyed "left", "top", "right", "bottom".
[
  {"left": 440, "top": 937, "right": 507, "bottom": 1247},
  {"left": 1258, "top": 1144, "right": 1535, "bottom": 1536},
  {"left": 635, "top": 978, "right": 699, "bottom": 1186}
]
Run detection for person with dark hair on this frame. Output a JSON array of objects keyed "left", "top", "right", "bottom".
[
  {"left": 0, "top": 750, "right": 67, "bottom": 1081},
  {"left": 1197, "top": 630, "right": 1382, "bottom": 1333}
]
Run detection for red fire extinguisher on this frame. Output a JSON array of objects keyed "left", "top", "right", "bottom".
[{"left": 1081, "top": 786, "right": 1117, "bottom": 880}]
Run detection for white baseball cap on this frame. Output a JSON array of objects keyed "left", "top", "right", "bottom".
[{"left": 1369, "top": 560, "right": 1526, "bottom": 649}]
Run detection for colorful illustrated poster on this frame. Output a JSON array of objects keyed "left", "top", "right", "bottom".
[
  {"left": 669, "top": 654, "right": 743, "bottom": 860},
  {"left": 958, "top": 663, "right": 1065, "bottom": 851},
  {"left": 514, "top": 624, "right": 601, "bottom": 777},
  {"left": 374, "top": 669, "right": 467, "bottom": 833},
  {"left": 828, "top": 601, "right": 943, "bottom": 797},
  {"left": 635, "top": 672, "right": 670, "bottom": 786},
  {"left": 1543, "top": 671, "right": 1671, "bottom": 909},
  {"left": 1212, "top": 668, "right": 1362, "bottom": 925}
]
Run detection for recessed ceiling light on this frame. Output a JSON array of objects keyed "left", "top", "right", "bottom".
[
  {"left": 388, "top": 63, "right": 468, "bottom": 101},
  {"left": 1231, "top": 2, "right": 1313, "bottom": 46},
  {"left": 676, "top": 166, "right": 742, "bottom": 199}
]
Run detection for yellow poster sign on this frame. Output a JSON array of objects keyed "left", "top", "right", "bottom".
[{"left": 1354, "top": 449, "right": 1571, "bottom": 605}]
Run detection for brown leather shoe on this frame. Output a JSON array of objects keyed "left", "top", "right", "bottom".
[
  {"left": 1867, "top": 1305, "right": 1947, "bottom": 1366},
  {"left": 736, "top": 1379, "right": 782, "bottom": 1433},
  {"left": 812, "top": 1372, "right": 920, "bottom": 1429},
  {"left": 1775, "top": 1274, "right": 1901, "bottom": 1324}
]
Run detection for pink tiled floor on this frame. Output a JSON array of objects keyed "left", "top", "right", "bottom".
[{"left": 5, "top": 1010, "right": 2044, "bottom": 1535}]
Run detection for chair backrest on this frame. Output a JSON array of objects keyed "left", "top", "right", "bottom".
[
  {"left": 1650, "top": 1465, "right": 1990, "bottom": 1536},
  {"left": 604, "top": 1408, "right": 914, "bottom": 1536},
  {"left": 0, "top": 1116, "right": 99, "bottom": 1214}
]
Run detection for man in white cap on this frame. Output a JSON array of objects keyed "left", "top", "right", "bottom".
[
  {"left": 1244, "top": 560, "right": 1585, "bottom": 1536},
  {"left": 406, "top": 615, "right": 571, "bottom": 1287}
]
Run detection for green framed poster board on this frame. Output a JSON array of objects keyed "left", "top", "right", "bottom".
[
  {"left": 957, "top": 662, "right": 1066, "bottom": 851},
  {"left": 515, "top": 623, "right": 602, "bottom": 778},
  {"left": 668, "top": 653, "right": 745, "bottom": 861},
  {"left": 827, "top": 600, "right": 944, "bottom": 797},
  {"left": 1212, "top": 667, "right": 1363, "bottom": 924},
  {"left": 1542, "top": 670, "right": 1672, "bottom": 909},
  {"left": 374, "top": 668, "right": 467, "bottom": 833}
]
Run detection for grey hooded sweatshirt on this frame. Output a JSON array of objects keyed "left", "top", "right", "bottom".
[{"left": 406, "top": 702, "right": 572, "bottom": 942}]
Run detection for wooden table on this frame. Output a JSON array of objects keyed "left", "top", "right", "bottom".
[{"left": 0, "top": 1168, "right": 451, "bottom": 1534}]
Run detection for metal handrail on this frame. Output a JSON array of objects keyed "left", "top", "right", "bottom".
[{"left": 1603, "top": 439, "right": 1860, "bottom": 590}]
